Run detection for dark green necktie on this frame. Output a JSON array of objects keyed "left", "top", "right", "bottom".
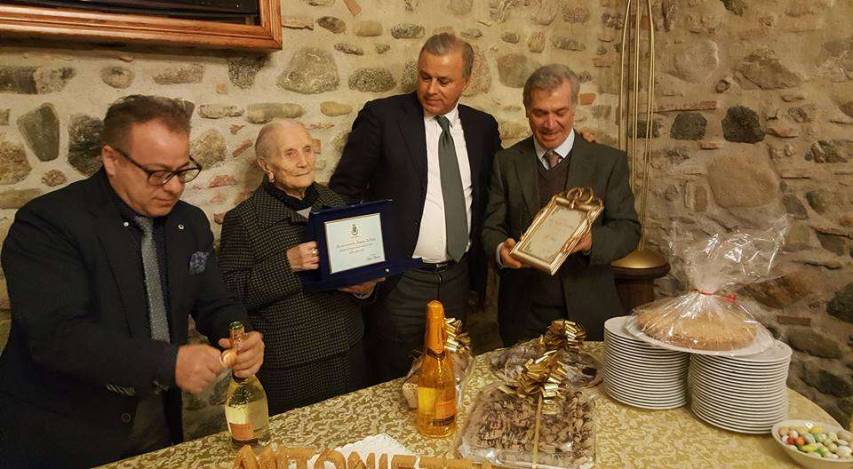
[{"left": 435, "top": 115, "right": 468, "bottom": 262}]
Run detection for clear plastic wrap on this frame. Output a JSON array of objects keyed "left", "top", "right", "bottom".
[
  {"left": 402, "top": 318, "right": 474, "bottom": 409},
  {"left": 490, "top": 320, "right": 601, "bottom": 388},
  {"left": 459, "top": 351, "right": 595, "bottom": 469},
  {"left": 629, "top": 219, "right": 788, "bottom": 355}
]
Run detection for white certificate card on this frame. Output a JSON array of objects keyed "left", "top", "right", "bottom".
[{"left": 324, "top": 213, "right": 386, "bottom": 274}]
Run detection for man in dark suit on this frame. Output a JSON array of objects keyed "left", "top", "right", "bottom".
[
  {"left": 330, "top": 33, "right": 501, "bottom": 381},
  {"left": 0, "top": 95, "right": 264, "bottom": 468},
  {"left": 482, "top": 64, "right": 641, "bottom": 346}
]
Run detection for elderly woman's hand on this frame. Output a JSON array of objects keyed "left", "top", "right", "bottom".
[
  {"left": 286, "top": 241, "right": 320, "bottom": 271},
  {"left": 339, "top": 278, "right": 384, "bottom": 297}
]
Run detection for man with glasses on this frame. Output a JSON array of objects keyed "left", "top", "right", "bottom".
[{"left": 0, "top": 95, "right": 265, "bottom": 467}]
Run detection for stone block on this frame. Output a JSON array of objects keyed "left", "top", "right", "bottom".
[
  {"left": 461, "top": 29, "right": 482, "bottom": 40},
  {"left": 449, "top": 0, "right": 473, "bottom": 15},
  {"left": 804, "top": 140, "right": 850, "bottom": 163},
  {"left": 317, "top": 16, "right": 345, "bottom": 33},
  {"left": 0, "top": 189, "right": 42, "bottom": 209},
  {"left": 551, "top": 35, "right": 586, "bottom": 51},
  {"left": 787, "top": 329, "right": 843, "bottom": 358},
  {"left": 670, "top": 112, "right": 707, "bottom": 140},
  {"left": 707, "top": 154, "right": 778, "bottom": 208},
  {"left": 781, "top": 194, "right": 807, "bottom": 219},
  {"left": 100, "top": 66, "right": 134, "bottom": 89},
  {"left": 277, "top": 48, "right": 339, "bottom": 94},
  {"left": 17, "top": 104, "right": 59, "bottom": 162},
  {"left": 817, "top": 233, "right": 848, "bottom": 256},
  {"left": 0, "top": 66, "right": 75, "bottom": 94},
  {"left": 721, "top": 0, "right": 746, "bottom": 15},
  {"left": 736, "top": 49, "right": 802, "bottom": 89},
  {"left": 528, "top": 32, "right": 546, "bottom": 53},
  {"left": 227, "top": 56, "right": 266, "bottom": 89},
  {"left": 390, "top": 23, "right": 424, "bottom": 39},
  {"left": 67, "top": 114, "right": 104, "bottom": 176},
  {"left": 463, "top": 47, "right": 491, "bottom": 97},
  {"left": 803, "top": 368, "right": 853, "bottom": 398},
  {"left": 496, "top": 54, "right": 541, "bottom": 88},
  {"left": 0, "top": 139, "right": 30, "bottom": 185},
  {"left": 670, "top": 39, "right": 719, "bottom": 83},
  {"left": 828, "top": 283, "right": 853, "bottom": 323},
  {"left": 320, "top": 101, "right": 353, "bottom": 117},
  {"left": 819, "top": 36, "right": 853, "bottom": 81},
  {"left": 190, "top": 130, "right": 226, "bottom": 169},
  {"left": 745, "top": 269, "right": 821, "bottom": 308},
  {"left": 501, "top": 32, "right": 520, "bottom": 44},
  {"left": 153, "top": 64, "right": 203, "bottom": 85},
  {"left": 722, "top": 106, "right": 765, "bottom": 143},
  {"left": 348, "top": 68, "right": 396, "bottom": 92},
  {"left": 563, "top": 6, "right": 590, "bottom": 23},
  {"left": 246, "top": 103, "right": 305, "bottom": 124},
  {"left": 334, "top": 43, "right": 364, "bottom": 55},
  {"left": 198, "top": 105, "right": 243, "bottom": 119},
  {"left": 41, "top": 169, "right": 67, "bottom": 187},
  {"left": 532, "top": 0, "right": 559, "bottom": 25}
]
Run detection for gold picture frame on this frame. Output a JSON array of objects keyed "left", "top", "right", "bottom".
[
  {"left": 510, "top": 187, "right": 604, "bottom": 275},
  {"left": 0, "top": 1, "right": 282, "bottom": 51}
]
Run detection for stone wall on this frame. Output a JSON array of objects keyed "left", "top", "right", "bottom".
[{"left": 0, "top": 0, "right": 851, "bottom": 434}]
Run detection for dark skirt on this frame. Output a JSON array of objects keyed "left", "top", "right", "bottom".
[{"left": 257, "top": 339, "right": 368, "bottom": 416}]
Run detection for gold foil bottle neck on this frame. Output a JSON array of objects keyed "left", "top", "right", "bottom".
[{"left": 425, "top": 300, "right": 446, "bottom": 354}]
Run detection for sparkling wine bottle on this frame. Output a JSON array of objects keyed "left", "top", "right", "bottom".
[
  {"left": 416, "top": 300, "right": 457, "bottom": 437},
  {"left": 223, "top": 321, "right": 270, "bottom": 448}
]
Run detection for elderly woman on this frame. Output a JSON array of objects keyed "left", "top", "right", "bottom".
[{"left": 219, "top": 120, "right": 377, "bottom": 415}]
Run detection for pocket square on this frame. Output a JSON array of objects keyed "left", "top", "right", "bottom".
[{"left": 189, "top": 251, "right": 209, "bottom": 275}]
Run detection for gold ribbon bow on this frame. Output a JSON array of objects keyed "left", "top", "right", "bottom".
[
  {"left": 444, "top": 317, "right": 471, "bottom": 354},
  {"left": 539, "top": 320, "right": 587, "bottom": 353},
  {"left": 498, "top": 350, "right": 572, "bottom": 467}
]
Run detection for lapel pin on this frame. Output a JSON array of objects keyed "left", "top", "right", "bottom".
[
  {"left": 178, "top": 224, "right": 185, "bottom": 231},
  {"left": 122, "top": 221, "right": 129, "bottom": 228}
]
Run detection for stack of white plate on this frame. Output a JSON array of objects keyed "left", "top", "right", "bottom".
[
  {"left": 689, "top": 339, "right": 792, "bottom": 434},
  {"left": 603, "top": 316, "right": 690, "bottom": 409}
]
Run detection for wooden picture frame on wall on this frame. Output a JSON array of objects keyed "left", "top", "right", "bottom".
[{"left": 0, "top": 1, "right": 282, "bottom": 51}]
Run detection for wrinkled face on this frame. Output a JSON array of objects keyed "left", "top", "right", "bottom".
[
  {"left": 102, "top": 119, "right": 191, "bottom": 217},
  {"left": 416, "top": 50, "right": 469, "bottom": 116},
  {"left": 259, "top": 125, "right": 316, "bottom": 197},
  {"left": 526, "top": 80, "right": 576, "bottom": 150}
]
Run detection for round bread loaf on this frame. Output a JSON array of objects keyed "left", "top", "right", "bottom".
[{"left": 635, "top": 307, "right": 757, "bottom": 351}]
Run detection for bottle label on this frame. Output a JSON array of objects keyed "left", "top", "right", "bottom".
[
  {"left": 229, "top": 422, "right": 254, "bottom": 442},
  {"left": 433, "top": 398, "right": 456, "bottom": 425}
]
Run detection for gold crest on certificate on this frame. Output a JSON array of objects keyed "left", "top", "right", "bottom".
[{"left": 510, "top": 187, "right": 604, "bottom": 275}]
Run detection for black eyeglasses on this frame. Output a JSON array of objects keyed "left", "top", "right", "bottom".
[{"left": 110, "top": 146, "right": 202, "bottom": 186}]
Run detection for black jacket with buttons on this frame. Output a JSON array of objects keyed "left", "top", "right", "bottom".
[{"left": 0, "top": 169, "right": 248, "bottom": 468}]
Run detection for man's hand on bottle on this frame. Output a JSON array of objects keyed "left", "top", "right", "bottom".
[
  {"left": 175, "top": 344, "right": 224, "bottom": 394},
  {"left": 217, "top": 331, "right": 265, "bottom": 379}
]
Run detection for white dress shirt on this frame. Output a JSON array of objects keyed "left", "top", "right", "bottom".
[
  {"left": 496, "top": 130, "right": 577, "bottom": 267},
  {"left": 413, "top": 105, "right": 473, "bottom": 263}
]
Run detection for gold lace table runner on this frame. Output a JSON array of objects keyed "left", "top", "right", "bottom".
[{"left": 103, "top": 342, "right": 836, "bottom": 469}]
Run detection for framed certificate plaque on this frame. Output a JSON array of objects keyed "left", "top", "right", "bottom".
[
  {"left": 510, "top": 187, "right": 604, "bottom": 275},
  {"left": 299, "top": 200, "right": 422, "bottom": 292}
]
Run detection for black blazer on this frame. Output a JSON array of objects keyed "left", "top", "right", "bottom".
[
  {"left": 218, "top": 183, "right": 364, "bottom": 370},
  {"left": 0, "top": 170, "right": 247, "bottom": 468},
  {"left": 329, "top": 92, "right": 502, "bottom": 295},
  {"left": 481, "top": 136, "right": 641, "bottom": 344}
]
